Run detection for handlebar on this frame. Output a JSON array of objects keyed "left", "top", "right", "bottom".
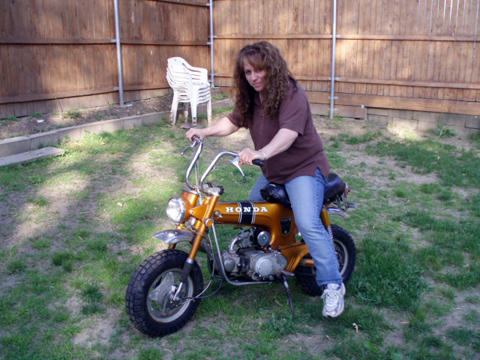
[
  {"left": 181, "top": 137, "right": 264, "bottom": 195},
  {"left": 200, "top": 151, "right": 244, "bottom": 195},
  {"left": 183, "top": 136, "right": 203, "bottom": 191},
  {"left": 252, "top": 159, "right": 264, "bottom": 167}
]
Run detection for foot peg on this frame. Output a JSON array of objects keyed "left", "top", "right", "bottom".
[{"left": 345, "top": 201, "right": 356, "bottom": 210}]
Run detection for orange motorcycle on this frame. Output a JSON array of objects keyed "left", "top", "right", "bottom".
[{"left": 126, "top": 137, "right": 356, "bottom": 337}]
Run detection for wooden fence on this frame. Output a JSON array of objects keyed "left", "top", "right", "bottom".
[
  {"left": 0, "top": 0, "right": 210, "bottom": 118},
  {"left": 1, "top": 0, "right": 479, "bottom": 119},
  {"left": 214, "top": 0, "right": 480, "bottom": 117}
]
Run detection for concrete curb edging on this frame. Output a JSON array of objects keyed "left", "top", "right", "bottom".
[
  {"left": 0, "top": 147, "right": 65, "bottom": 167},
  {"left": 0, "top": 111, "right": 170, "bottom": 158}
]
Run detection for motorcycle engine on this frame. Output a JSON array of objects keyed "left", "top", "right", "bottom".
[{"left": 221, "top": 228, "right": 287, "bottom": 281}]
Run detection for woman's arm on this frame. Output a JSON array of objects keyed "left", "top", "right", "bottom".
[
  {"left": 238, "top": 128, "right": 298, "bottom": 165},
  {"left": 186, "top": 116, "right": 239, "bottom": 141}
]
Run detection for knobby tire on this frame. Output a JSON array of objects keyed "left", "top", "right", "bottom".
[{"left": 126, "top": 249, "right": 203, "bottom": 337}]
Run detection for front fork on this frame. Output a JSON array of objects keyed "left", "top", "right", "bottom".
[{"left": 173, "top": 194, "right": 220, "bottom": 298}]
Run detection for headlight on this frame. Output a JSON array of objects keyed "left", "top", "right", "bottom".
[{"left": 166, "top": 197, "right": 186, "bottom": 223}]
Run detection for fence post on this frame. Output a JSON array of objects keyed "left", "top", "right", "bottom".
[
  {"left": 208, "top": 0, "right": 216, "bottom": 87},
  {"left": 113, "top": 0, "right": 125, "bottom": 106},
  {"left": 329, "top": 0, "right": 338, "bottom": 119}
]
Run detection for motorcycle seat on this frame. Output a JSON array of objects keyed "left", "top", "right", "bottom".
[
  {"left": 260, "top": 173, "right": 346, "bottom": 209},
  {"left": 323, "top": 173, "right": 346, "bottom": 204}
]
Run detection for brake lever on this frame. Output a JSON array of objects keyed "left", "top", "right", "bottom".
[
  {"left": 181, "top": 143, "right": 195, "bottom": 155},
  {"left": 231, "top": 157, "right": 247, "bottom": 183}
]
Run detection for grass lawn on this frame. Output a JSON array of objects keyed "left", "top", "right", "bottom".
[{"left": 1, "top": 111, "right": 479, "bottom": 360}]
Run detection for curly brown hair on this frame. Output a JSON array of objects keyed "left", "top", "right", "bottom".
[{"left": 233, "top": 41, "right": 296, "bottom": 128}]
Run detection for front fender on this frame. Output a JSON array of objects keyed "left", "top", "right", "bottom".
[
  {"left": 153, "top": 229, "right": 195, "bottom": 245},
  {"left": 153, "top": 229, "right": 213, "bottom": 256}
]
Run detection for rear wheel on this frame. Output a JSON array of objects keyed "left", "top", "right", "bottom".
[
  {"left": 126, "top": 249, "right": 203, "bottom": 337},
  {"left": 295, "top": 225, "right": 356, "bottom": 296}
]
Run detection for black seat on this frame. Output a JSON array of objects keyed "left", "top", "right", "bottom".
[
  {"left": 260, "top": 173, "right": 345, "bottom": 208},
  {"left": 260, "top": 183, "right": 291, "bottom": 208},
  {"left": 323, "top": 173, "right": 345, "bottom": 204}
]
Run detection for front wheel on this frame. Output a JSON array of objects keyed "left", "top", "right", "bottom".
[
  {"left": 126, "top": 249, "right": 203, "bottom": 337},
  {"left": 295, "top": 224, "right": 356, "bottom": 296}
]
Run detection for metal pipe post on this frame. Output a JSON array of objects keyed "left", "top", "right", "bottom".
[
  {"left": 329, "top": 0, "right": 338, "bottom": 119},
  {"left": 209, "top": 0, "right": 215, "bottom": 87},
  {"left": 113, "top": 0, "right": 124, "bottom": 106}
]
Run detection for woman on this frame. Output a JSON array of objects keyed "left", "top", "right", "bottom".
[{"left": 186, "top": 41, "right": 345, "bottom": 318}]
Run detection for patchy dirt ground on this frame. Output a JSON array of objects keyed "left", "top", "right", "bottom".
[
  {"left": 0, "top": 95, "right": 175, "bottom": 140},
  {"left": 1, "top": 106, "right": 479, "bottom": 359},
  {"left": 1, "top": 92, "right": 479, "bottom": 360}
]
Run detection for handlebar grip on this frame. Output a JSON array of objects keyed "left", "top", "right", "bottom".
[
  {"left": 252, "top": 159, "right": 264, "bottom": 167},
  {"left": 192, "top": 135, "right": 201, "bottom": 143}
]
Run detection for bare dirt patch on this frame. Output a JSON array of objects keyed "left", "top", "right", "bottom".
[
  {"left": 74, "top": 309, "right": 122, "bottom": 347},
  {"left": 0, "top": 95, "right": 174, "bottom": 140}
]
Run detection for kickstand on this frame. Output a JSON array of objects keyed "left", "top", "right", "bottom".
[{"left": 282, "top": 275, "right": 295, "bottom": 315}]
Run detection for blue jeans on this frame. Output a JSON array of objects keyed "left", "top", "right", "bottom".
[{"left": 249, "top": 169, "right": 342, "bottom": 286}]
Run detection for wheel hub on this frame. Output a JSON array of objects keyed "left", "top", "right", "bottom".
[{"left": 148, "top": 272, "right": 183, "bottom": 316}]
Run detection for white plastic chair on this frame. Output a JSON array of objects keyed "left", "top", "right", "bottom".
[{"left": 166, "top": 57, "right": 212, "bottom": 127}]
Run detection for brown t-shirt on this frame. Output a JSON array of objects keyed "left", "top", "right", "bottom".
[{"left": 227, "top": 82, "right": 330, "bottom": 184}]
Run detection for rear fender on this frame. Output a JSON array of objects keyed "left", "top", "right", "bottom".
[{"left": 327, "top": 207, "right": 349, "bottom": 218}]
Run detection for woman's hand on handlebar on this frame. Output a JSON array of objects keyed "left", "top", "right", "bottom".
[
  {"left": 186, "top": 128, "right": 206, "bottom": 142},
  {"left": 238, "top": 148, "right": 264, "bottom": 166}
]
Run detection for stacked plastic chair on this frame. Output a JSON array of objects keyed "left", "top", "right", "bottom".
[{"left": 166, "top": 57, "right": 212, "bottom": 127}]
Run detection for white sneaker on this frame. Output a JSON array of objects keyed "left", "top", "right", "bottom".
[{"left": 321, "top": 283, "right": 345, "bottom": 318}]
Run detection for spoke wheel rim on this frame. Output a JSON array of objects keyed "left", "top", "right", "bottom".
[{"left": 334, "top": 239, "right": 349, "bottom": 276}]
